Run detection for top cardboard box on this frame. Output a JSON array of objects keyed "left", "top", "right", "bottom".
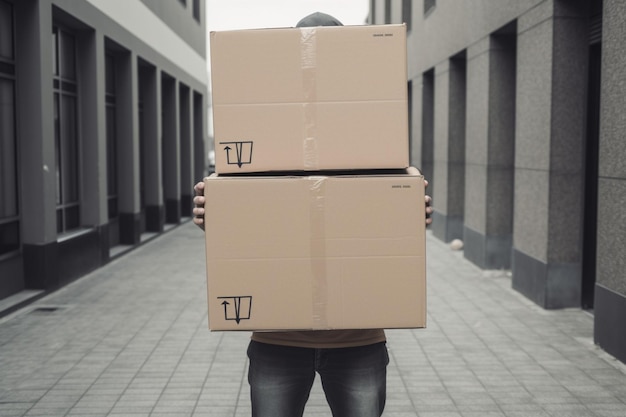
[{"left": 210, "top": 24, "right": 409, "bottom": 174}]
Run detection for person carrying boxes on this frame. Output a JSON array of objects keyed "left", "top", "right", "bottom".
[{"left": 194, "top": 11, "right": 433, "bottom": 417}]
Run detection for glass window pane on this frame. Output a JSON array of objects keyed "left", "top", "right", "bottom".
[
  {"left": 52, "top": 28, "right": 58, "bottom": 75},
  {"left": 60, "top": 30, "right": 76, "bottom": 80},
  {"left": 65, "top": 205, "right": 80, "bottom": 230},
  {"left": 0, "top": 1, "right": 13, "bottom": 60},
  {"left": 54, "top": 93, "right": 62, "bottom": 205},
  {"left": 56, "top": 208, "right": 63, "bottom": 233},
  {"left": 192, "top": 0, "right": 200, "bottom": 21},
  {"left": 0, "top": 79, "right": 17, "bottom": 218},
  {"left": 106, "top": 106, "right": 117, "bottom": 196},
  {"left": 105, "top": 53, "right": 115, "bottom": 95},
  {"left": 61, "top": 95, "right": 78, "bottom": 204},
  {"left": 108, "top": 197, "right": 118, "bottom": 219},
  {"left": 0, "top": 221, "right": 20, "bottom": 255}
]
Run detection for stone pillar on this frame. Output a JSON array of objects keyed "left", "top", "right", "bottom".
[
  {"left": 464, "top": 33, "right": 516, "bottom": 270},
  {"left": 178, "top": 84, "right": 193, "bottom": 218},
  {"left": 420, "top": 70, "right": 435, "bottom": 194},
  {"left": 139, "top": 62, "right": 164, "bottom": 233},
  {"left": 116, "top": 50, "right": 141, "bottom": 245},
  {"left": 15, "top": 0, "right": 59, "bottom": 289},
  {"left": 77, "top": 28, "right": 108, "bottom": 261},
  {"left": 161, "top": 74, "right": 181, "bottom": 224},
  {"left": 431, "top": 56, "right": 466, "bottom": 242},
  {"left": 594, "top": 0, "right": 626, "bottom": 364},
  {"left": 512, "top": 1, "right": 588, "bottom": 308},
  {"left": 193, "top": 91, "right": 207, "bottom": 180}
]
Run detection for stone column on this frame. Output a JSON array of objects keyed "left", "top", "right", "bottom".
[
  {"left": 594, "top": 0, "right": 626, "bottom": 363},
  {"left": 432, "top": 56, "right": 466, "bottom": 242},
  {"left": 161, "top": 74, "right": 181, "bottom": 224},
  {"left": 116, "top": 50, "right": 141, "bottom": 245},
  {"left": 139, "top": 62, "right": 164, "bottom": 232},
  {"left": 512, "top": 1, "right": 588, "bottom": 308},
  {"left": 464, "top": 33, "right": 516, "bottom": 270},
  {"left": 15, "top": 0, "right": 59, "bottom": 289}
]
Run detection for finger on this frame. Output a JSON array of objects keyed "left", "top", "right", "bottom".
[
  {"left": 194, "top": 181, "right": 205, "bottom": 196},
  {"left": 193, "top": 195, "right": 205, "bottom": 207}
]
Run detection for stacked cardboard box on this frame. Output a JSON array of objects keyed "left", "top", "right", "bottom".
[{"left": 205, "top": 23, "right": 426, "bottom": 331}]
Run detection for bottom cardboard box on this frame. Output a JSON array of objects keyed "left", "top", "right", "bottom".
[{"left": 204, "top": 168, "right": 426, "bottom": 331}]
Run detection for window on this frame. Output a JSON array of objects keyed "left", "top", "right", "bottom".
[
  {"left": 0, "top": 0, "right": 20, "bottom": 257},
  {"left": 385, "top": 0, "right": 391, "bottom": 24},
  {"left": 192, "top": 0, "right": 200, "bottom": 22},
  {"left": 424, "top": 0, "right": 436, "bottom": 16},
  {"left": 53, "top": 25, "right": 81, "bottom": 233},
  {"left": 105, "top": 52, "right": 118, "bottom": 220},
  {"left": 402, "top": 0, "right": 411, "bottom": 30}
]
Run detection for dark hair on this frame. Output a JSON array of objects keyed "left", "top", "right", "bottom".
[{"left": 296, "top": 12, "right": 343, "bottom": 28}]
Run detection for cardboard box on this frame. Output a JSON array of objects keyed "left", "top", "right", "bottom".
[
  {"left": 203, "top": 168, "right": 426, "bottom": 331},
  {"left": 210, "top": 24, "right": 409, "bottom": 173}
]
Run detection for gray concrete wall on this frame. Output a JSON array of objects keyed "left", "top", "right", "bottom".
[
  {"left": 594, "top": 0, "right": 626, "bottom": 363},
  {"left": 141, "top": 0, "right": 206, "bottom": 58},
  {"left": 406, "top": 0, "right": 543, "bottom": 79},
  {"left": 597, "top": 0, "right": 626, "bottom": 297},
  {"left": 379, "top": 0, "right": 626, "bottom": 365}
]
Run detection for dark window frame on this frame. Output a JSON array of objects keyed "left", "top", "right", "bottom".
[
  {"left": 402, "top": 0, "right": 412, "bottom": 30},
  {"left": 0, "top": 0, "right": 20, "bottom": 258},
  {"left": 384, "top": 0, "right": 391, "bottom": 24},
  {"left": 424, "top": 0, "right": 436, "bottom": 17},
  {"left": 105, "top": 51, "right": 118, "bottom": 220},
  {"left": 52, "top": 24, "right": 81, "bottom": 234},
  {"left": 192, "top": 0, "right": 200, "bottom": 22}
]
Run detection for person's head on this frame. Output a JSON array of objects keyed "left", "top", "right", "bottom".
[{"left": 296, "top": 12, "right": 343, "bottom": 28}]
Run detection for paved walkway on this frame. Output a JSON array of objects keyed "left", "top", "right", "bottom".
[{"left": 1, "top": 222, "right": 625, "bottom": 417}]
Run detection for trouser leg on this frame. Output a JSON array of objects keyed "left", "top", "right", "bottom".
[
  {"left": 318, "top": 342, "right": 389, "bottom": 417},
  {"left": 247, "top": 341, "right": 316, "bottom": 417}
]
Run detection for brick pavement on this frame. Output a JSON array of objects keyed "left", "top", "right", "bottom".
[{"left": 0, "top": 222, "right": 625, "bottom": 417}]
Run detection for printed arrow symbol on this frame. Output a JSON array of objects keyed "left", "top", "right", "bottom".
[
  {"left": 235, "top": 143, "right": 243, "bottom": 168},
  {"left": 221, "top": 299, "right": 241, "bottom": 323},
  {"left": 234, "top": 298, "right": 241, "bottom": 323},
  {"left": 223, "top": 146, "right": 232, "bottom": 164}
]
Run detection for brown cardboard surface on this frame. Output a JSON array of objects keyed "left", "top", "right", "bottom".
[
  {"left": 203, "top": 169, "right": 426, "bottom": 331},
  {"left": 210, "top": 24, "right": 408, "bottom": 173}
]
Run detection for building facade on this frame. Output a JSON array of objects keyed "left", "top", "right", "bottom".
[
  {"left": 0, "top": 0, "right": 208, "bottom": 314},
  {"left": 371, "top": 0, "right": 625, "bottom": 364}
]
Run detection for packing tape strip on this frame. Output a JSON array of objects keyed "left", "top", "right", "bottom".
[
  {"left": 309, "top": 176, "right": 328, "bottom": 328},
  {"left": 300, "top": 27, "right": 319, "bottom": 170}
]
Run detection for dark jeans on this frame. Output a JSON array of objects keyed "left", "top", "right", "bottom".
[{"left": 247, "top": 340, "right": 389, "bottom": 417}]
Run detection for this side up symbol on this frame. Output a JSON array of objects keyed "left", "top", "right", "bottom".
[
  {"left": 219, "top": 141, "right": 253, "bottom": 168},
  {"left": 217, "top": 296, "right": 252, "bottom": 324}
]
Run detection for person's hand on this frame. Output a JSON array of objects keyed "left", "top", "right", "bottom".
[
  {"left": 424, "top": 179, "right": 433, "bottom": 226},
  {"left": 193, "top": 180, "right": 206, "bottom": 230}
]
